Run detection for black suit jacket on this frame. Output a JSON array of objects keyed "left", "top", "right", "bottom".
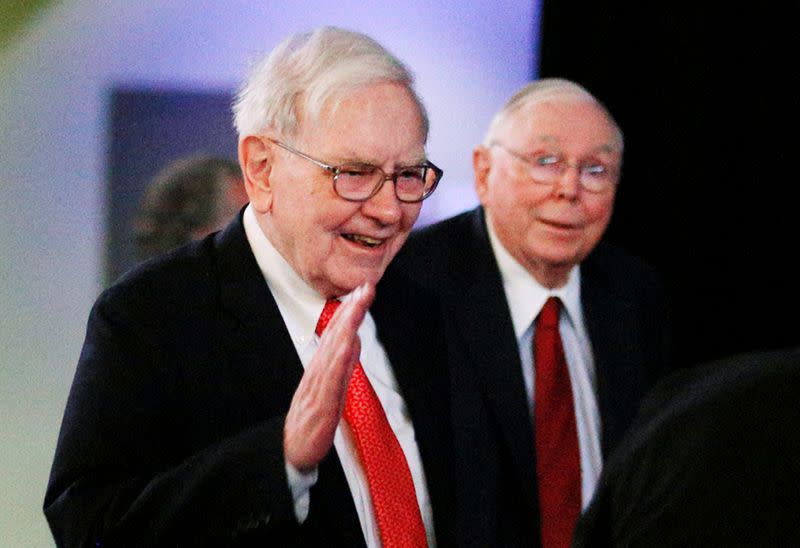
[
  {"left": 573, "top": 346, "right": 800, "bottom": 547},
  {"left": 391, "top": 207, "right": 671, "bottom": 547},
  {"left": 44, "top": 212, "right": 454, "bottom": 547}
]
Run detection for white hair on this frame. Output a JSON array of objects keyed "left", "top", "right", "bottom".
[
  {"left": 485, "top": 77, "right": 624, "bottom": 151},
  {"left": 233, "top": 26, "right": 428, "bottom": 141}
]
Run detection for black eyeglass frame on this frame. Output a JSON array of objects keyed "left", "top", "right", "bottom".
[{"left": 268, "top": 138, "right": 443, "bottom": 203}]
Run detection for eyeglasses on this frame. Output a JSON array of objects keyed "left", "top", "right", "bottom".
[
  {"left": 490, "top": 141, "right": 619, "bottom": 194},
  {"left": 269, "top": 139, "right": 443, "bottom": 203}
]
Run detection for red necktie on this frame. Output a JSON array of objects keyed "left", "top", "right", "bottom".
[
  {"left": 316, "top": 299, "right": 428, "bottom": 548},
  {"left": 533, "top": 297, "right": 581, "bottom": 548}
]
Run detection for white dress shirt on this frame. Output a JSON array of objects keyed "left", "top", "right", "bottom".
[
  {"left": 486, "top": 217, "right": 603, "bottom": 508},
  {"left": 242, "top": 205, "right": 435, "bottom": 547}
]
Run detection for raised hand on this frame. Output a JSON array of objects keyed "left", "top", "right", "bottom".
[{"left": 283, "top": 283, "right": 375, "bottom": 471}]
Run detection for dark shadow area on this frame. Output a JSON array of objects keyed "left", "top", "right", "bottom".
[{"left": 539, "top": 3, "right": 800, "bottom": 365}]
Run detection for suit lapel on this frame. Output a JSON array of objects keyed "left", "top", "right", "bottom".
[
  {"left": 455, "top": 210, "right": 540, "bottom": 508},
  {"left": 581, "top": 248, "right": 641, "bottom": 456},
  {"left": 211, "top": 214, "right": 365, "bottom": 546},
  {"left": 372, "top": 273, "right": 454, "bottom": 546},
  {"left": 214, "top": 214, "right": 305, "bottom": 407}
]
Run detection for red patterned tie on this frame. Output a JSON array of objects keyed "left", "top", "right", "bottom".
[
  {"left": 533, "top": 297, "right": 581, "bottom": 548},
  {"left": 316, "top": 299, "right": 428, "bottom": 548}
]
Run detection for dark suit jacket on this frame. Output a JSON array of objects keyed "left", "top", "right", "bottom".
[
  {"left": 391, "top": 207, "right": 671, "bottom": 547},
  {"left": 573, "top": 346, "right": 800, "bottom": 547},
  {"left": 44, "top": 212, "right": 454, "bottom": 547}
]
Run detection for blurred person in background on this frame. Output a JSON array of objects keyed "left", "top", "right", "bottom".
[{"left": 134, "top": 154, "right": 247, "bottom": 261}]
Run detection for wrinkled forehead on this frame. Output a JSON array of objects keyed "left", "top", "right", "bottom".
[
  {"left": 294, "top": 81, "right": 428, "bottom": 142},
  {"left": 494, "top": 97, "right": 623, "bottom": 152},
  {"left": 294, "top": 83, "right": 428, "bottom": 159}
]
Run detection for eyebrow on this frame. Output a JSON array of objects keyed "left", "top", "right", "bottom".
[
  {"left": 592, "top": 144, "right": 620, "bottom": 155},
  {"left": 330, "top": 155, "right": 429, "bottom": 167},
  {"left": 532, "top": 135, "right": 621, "bottom": 155}
]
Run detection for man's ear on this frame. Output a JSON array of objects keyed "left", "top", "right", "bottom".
[
  {"left": 239, "top": 135, "right": 274, "bottom": 213},
  {"left": 473, "top": 145, "right": 492, "bottom": 203}
]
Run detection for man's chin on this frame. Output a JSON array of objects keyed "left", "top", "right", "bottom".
[{"left": 324, "top": 268, "right": 385, "bottom": 298}]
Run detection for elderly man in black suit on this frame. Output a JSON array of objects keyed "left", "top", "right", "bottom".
[
  {"left": 44, "top": 27, "right": 450, "bottom": 547},
  {"left": 394, "top": 78, "right": 671, "bottom": 547}
]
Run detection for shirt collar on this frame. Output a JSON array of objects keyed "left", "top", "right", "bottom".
[
  {"left": 243, "top": 204, "right": 326, "bottom": 344},
  {"left": 485, "top": 213, "right": 583, "bottom": 338}
]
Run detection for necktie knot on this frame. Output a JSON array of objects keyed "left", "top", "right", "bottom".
[
  {"left": 315, "top": 299, "right": 341, "bottom": 336},
  {"left": 537, "top": 297, "right": 561, "bottom": 330}
]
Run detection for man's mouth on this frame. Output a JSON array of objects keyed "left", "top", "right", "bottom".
[
  {"left": 541, "top": 218, "right": 580, "bottom": 230},
  {"left": 341, "top": 233, "right": 385, "bottom": 248}
]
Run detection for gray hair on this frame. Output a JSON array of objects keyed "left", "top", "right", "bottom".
[
  {"left": 233, "top": 26, "right": 428, "bottom": 141},
  {"left": 485, "top": 78, "right": 624, "bottom": 151}
]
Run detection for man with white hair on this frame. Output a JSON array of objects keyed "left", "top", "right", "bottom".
[
  {"left": 394, "top": 78, "right": 671, "bottom": 547},
  {"left": 45, "top": 27, "right": 450, "bottom": 547}
]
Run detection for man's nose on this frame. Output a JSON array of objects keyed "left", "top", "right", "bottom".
[
  {"left": 362, "top": 177, "right": 403, "bottom": 225},
  {"left": 553, "top": 163, "right": 581, "bottom": 200}
]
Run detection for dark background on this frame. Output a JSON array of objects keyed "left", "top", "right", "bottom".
[{"left": 539, "top": 2, "right": 799, "bottom": 365}]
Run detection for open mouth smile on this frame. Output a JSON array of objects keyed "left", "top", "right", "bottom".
[{"left": 341, "top": 233, "right": 385, "bottom": 248}]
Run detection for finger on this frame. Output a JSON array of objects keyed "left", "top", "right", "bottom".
[
  {"left": 351, "top": 282, "right": 375, "bottom": 318},
  {"left": 285, "top": 355, "right": 353, "bottom": 469},
  {"left": 324, "top": 283, "right": 375, "bottom": 341},
  {"left": 284, "top": 286, "right": 375, "bottom": 470}
]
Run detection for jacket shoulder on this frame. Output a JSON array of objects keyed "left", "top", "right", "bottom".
[
  {"left": 584, "top": 241, "right": 665, "bottom": 292},
  {"left": 392, "top": 208, "right": 488, "bottom": 291},
  {"left": 92, "top": 237, "right": 221, "bottom": 335}
]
